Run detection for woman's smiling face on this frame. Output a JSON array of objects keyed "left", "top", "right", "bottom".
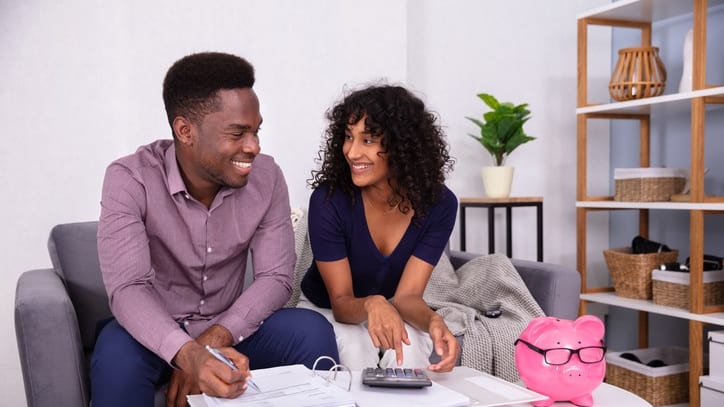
[{"left": 342, "top": 117, "right": 390, "bottom": 189}]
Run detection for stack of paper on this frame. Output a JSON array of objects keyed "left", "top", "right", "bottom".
[
  {"left": 189, "top": 365, "right": 546, "bottom": 407},
  {"left": 199, "top": 364, "right": 356, "bottom": 407}
]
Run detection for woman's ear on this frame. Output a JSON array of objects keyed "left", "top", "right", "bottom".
[{"left": 173, "top": 116, "right": 194, "bottom": 146}]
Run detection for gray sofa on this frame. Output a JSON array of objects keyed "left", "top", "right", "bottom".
[{"left": 14, "top": 221, "right": 580, "bottom": 407}]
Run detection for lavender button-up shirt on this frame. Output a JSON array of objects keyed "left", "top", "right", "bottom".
[{"left": 97, "top": 140, "right": 295, "bottom": 364}]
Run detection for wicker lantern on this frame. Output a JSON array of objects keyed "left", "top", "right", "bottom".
[{"left": 609, "top": 46, "right": 667, "bottom": 101}]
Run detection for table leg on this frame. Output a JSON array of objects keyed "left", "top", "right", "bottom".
[
  {"left": 460, "top": 204, "right": 467, "bottom": 251},
  {"left": 488, "top": 207, "right": 495, "bottom": 255},
  {"left": 537, "top": 203, "right": 543, "bottom": 261},
  {"left": 506, "top": 206, "right": 512, "bottom": 258}
]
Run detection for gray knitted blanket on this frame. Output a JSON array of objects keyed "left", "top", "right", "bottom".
[{"left": 423, "top": 253, "right": 544, "bottom": 382}]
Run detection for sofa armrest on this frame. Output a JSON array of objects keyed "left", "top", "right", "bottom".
[
  {"left": 448, "top": 250, "right": 580, "bottom": 320},
  {"left": 15, "top": 269, "right": 89, "bottom": 407}
]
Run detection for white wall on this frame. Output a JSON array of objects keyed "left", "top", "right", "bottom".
[
  {"left": 407, "top": 0, "right": 611, "bottom": 269},
  {"left": 1, "top": 1, "right": 607, "bottom": 405}
]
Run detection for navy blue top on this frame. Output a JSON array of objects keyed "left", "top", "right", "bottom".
[{"left": 300, "top": 183, "right": 457, "bottom": 308}]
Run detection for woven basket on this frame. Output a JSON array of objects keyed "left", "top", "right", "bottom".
[
  {"left": 606, "top": 347, "right": 689, "bottom": 406},
  {"left": 603, "top": 247, "right": 679, "bottom": 299},
  {"left": 652, "top": 270, "right": 724, "bottom": 309},
  {"left": 614, "top": 177, "right": 686, "bottom": 202},
  {"left": 609, "top": 46, "right": 667, "bottom": 101}
]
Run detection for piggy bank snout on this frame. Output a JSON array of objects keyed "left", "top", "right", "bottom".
[
  {"left": 562, "top": 364, "right": 584, "bottom": 376},
  {"left": 560, "top": 363, "right": 590, "bottom": 380}
]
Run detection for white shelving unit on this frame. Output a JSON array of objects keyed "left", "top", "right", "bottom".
[
  {"left": 576, "top": 201, "right": 724, "bottom": 210},
  {"left": 576, "top": 86, "right": 724, "bottom": 116},
  {"left": 580, "top": 292, "right": 724, "bottom": 326},
  {"left": 576, "top": 1, "right": 724, "bottom": 406}
]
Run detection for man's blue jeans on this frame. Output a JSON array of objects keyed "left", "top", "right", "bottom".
[{"left": 90, "top": 308, "right": 338, "bottom": 407}]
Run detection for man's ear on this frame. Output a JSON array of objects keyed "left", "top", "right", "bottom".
[{"left": 173, "top": 116, "right": 194, "bottom": 146}]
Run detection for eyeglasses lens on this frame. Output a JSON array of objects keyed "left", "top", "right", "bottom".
[
  {"left": 579, "top": 347, "right": 605, "bottom": 363},
  {"left": 545, "top": 347, "right": 604, "bottom": 365},
  {"left": 545, "top": 349, "right": 571, "bottom": 365}
]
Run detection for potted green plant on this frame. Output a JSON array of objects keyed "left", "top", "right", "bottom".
[{"left": 466, "top": 93, "right": 535, "bottom": 197}]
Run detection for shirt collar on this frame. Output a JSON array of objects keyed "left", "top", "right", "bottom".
[
  {"left": 164, "top": 142, "right": 187, "bottom": 196},
  {"left": 163, "top": 141, "right": 236, "bottom": 203}
]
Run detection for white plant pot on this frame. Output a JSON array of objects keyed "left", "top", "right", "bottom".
[
  {"left": 481, "top": 166, "right": 514, "bottom": 198},
  {"left": 678, "top": 28, "right": 694, "bottom": 93}
]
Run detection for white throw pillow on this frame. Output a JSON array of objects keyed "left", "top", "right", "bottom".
[{"left": 284, "top": 208, "right": 313, "bottom": 308}]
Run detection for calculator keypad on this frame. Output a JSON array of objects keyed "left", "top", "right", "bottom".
[{"left": 362, "top": 367, "right": 432, "bottom": 388}]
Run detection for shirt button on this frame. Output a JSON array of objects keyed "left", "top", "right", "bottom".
[
  {"left": 238, "top": 336, "right": 244, "bottom": 342},
  {"left": 184, "top": 321, "right": 189, "bottom": 326},
  {"left": 207, "top": 247, "right": 212, "bottom": 253},
  {"left": 203, "top": 275, "right": 208, "bottom": 281},
  {"left": 184, "top": 193, "right": 190, "bottom": 199},
  {"left": 200, "top": 300, "right": 205, "bottom": 305}
]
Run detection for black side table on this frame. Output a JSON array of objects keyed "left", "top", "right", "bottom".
[{"left": 459, "top": 196, "right": 543, "bottom": 261}]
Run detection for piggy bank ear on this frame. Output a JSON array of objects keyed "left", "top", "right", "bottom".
[
  {"left": 521, "top": 316, "right": 562, "bottom": 340},
  {"left": 573, "top": 315, "right": 605, "bottom": 340}
]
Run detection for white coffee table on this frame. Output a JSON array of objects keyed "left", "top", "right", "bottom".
[
  {"left": 188, "top": 366, "right": 652, "bottom": 407},
  {"left": 503, "top": 383, "right": 652, "bottom": 407},
  {"left": 429, "top": 367, "right": 652, "bottom": 407}
]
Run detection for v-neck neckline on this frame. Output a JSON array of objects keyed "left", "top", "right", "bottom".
[{"left": 356, "top": 188, "right": 412, "bottom": 261}]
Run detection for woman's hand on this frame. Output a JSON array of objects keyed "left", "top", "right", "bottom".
[
  {"left": 365, "top": 295, "right": 411, "bottom": 366},
  {"left": 426, "top": 316, "right": 460, "bottom": 373}
]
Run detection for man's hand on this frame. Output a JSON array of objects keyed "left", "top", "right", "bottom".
[
  {"left": 426, "top": 316, "right": 460, "bottom": 373},
  {"left": 365, "top": 295, "right": 410, "bottom": 366},
  {"left": 166, "top": 367, "right": 200, "bottom": 407},
  {"left": 168, "top": 325, "right": 249, "bottom": 407}
]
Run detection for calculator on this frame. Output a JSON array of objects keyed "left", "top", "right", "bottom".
[{"left": 362, "top": 367, "right": 432, "bottom": 388}]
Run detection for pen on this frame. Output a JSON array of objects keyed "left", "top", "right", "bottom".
[{"left": 204, "top": 345, "right": 261, "bottom": 392}]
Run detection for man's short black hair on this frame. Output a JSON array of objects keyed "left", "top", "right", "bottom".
[{"left": 162, "top": 52, "right": 255, "bottom": 129}]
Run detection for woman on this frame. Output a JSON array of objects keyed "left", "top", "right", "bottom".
[{"left": 299, "top": 84, "right": 459, "bottom": 372}]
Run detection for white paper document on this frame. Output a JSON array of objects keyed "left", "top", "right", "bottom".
[
  {"left": 347, "top": 370, "right": 469, "bottom": 407},
  {"left": 197, "top": 364, "right": 356, "bottom": 407},
  {"left": 428, "top": 367, "right": 548, "bottom": 406},
  {"left": 189, "top": 364, "right": 470, "bottom": 407},
  {"left": 188, "top": 365, "right": 541, "bottom": 407}
]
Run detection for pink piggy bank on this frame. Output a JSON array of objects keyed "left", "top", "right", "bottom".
[{"left": 514, "top": 315, "right": 606, "bottom": 407}]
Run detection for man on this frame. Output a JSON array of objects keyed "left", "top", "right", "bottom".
[{"left": 92, "top": 52, "right": 338, "bottom": 407}]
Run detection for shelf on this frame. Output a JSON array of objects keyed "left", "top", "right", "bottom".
[
  {"left": 576, "top": 87, "right": 724, "bottom": 115},
  {"left": 576, "top": 1, "right": 722, "bottom": 405},
  {"left": 580, "top": 292, "right": 724, "bottom": 326},
  {"left": 578, "top": 0, "right": 724, "bottom": 23},
  {"left": 576, "top": 200, "right": 724, "bottom": 211}
]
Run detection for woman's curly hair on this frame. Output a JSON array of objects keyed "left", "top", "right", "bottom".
[{"left": 310, "top": 84, "right": 455, "bottom": 219}]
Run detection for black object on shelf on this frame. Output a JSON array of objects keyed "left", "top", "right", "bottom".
[
  {"left": 685, "top": 254, "right": 724, "bottom": 271},
  {"left": 619, "top": 352, "right": 667, "bottom": 367},
  {"left": 659, "top": 262, "right": 689, "bottom": 272},
  {"left": 631, "top": 235, "right": 671, "bottom": 254}
]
